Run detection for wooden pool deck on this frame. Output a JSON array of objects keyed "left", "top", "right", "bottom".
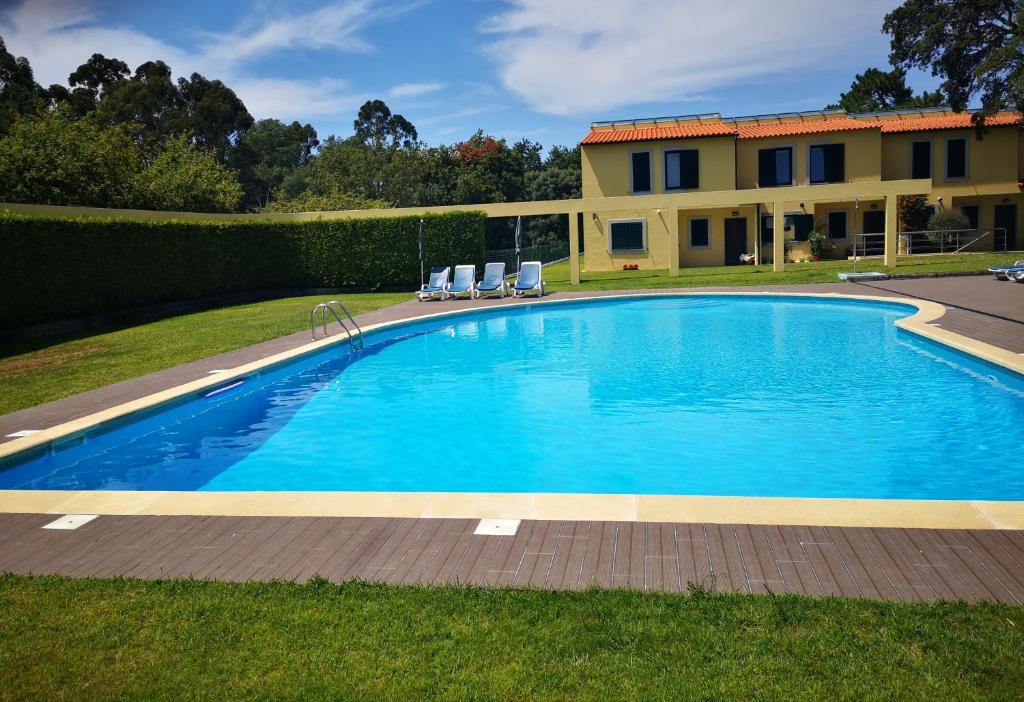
[{"left": 1, "top": 275, "right": 1022, "bottom": 601}]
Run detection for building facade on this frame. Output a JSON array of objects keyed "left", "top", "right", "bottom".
[{"left": 580, "top": 108, "right": 1023, "bottom": 271}]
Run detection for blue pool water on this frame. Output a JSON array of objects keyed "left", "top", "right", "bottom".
[{"left": 2, "top": 296, "right": 1023, "bottom": 499}]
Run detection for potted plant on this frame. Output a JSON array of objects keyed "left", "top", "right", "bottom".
[{"left": 808, "top": 231, "right": 825, "bottom": 261}]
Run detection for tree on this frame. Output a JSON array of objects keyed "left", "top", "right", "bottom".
[
  {"left": 95, "top": 60, "right": 183, "bottom": 143},
  {"left": 230, "top": 119, "right": 318, "bottom": 210},
  {"left": 884, "top": 0, "right": 1023, "bottom": 122},
  {"left": 0, "top": 106, "right": 141, "bottom": 207},
  {"left": 0, "top": 36, "right": 44, "bottom": 134},
  {"left": 65, "top": 53, "right": 129, "bottom": 116},
  {"left": 827, "top": 67, "right": 945, "bottom": 112},
  {"left": 353, "top": 99, "right": 418, "bottom": 149},
  {"left": 175, "top": 73, "right": 253, "bottom": 161},
  {"left": 130, "top": 134, "right": 242, "bottom": 212},
  {"left": 897, "top": 194, "right": 933, "bottom": 232}
]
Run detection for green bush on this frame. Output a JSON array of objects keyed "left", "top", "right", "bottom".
[
  {"left": 927, "top": 209, "right": 970, "bottom": 232},
  {"left": 0, "top": 210, "right": 485, "bottom": 330}
]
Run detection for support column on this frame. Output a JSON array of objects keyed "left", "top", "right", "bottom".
[
  {"left": 773, "top": 200, "right": 786, "bottom": 272},
  {"left": 568, "top": 210, "right": 581, "bottom": 285},
  {"left": 668, "top": 208, "right": 680, "bottom": 277},
  {"left": 883, "top": 195, "right": 898, "bottom": 268}
]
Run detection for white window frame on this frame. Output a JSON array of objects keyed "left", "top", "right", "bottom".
[
  {"left": 909, "top": 139, "right": 932, "bottom": 179},
  {"left": 807, "top": 142, "right": 844, "bottom": 185},
  {"left": 944, "top": 136, "right": 969, "bottom": 181},
  {"left": 607, "top": 218, "right": 648, "bottom": 253},
  {"left": 826, "top": 209, "right": 849, "bottom": 240},
  {"left": 758, "top": 144, "right": 795, "bottom": 187},
  {"left": 629, "top": 150, "right": 653, "bottom": 194},
  {"left": 662, "top": 146, "right": 699, "bottom": 192},
  {"left": 688, "top": 216, "right": 712, "bottom": 249}
]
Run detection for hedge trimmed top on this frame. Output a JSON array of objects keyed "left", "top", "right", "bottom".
[{"left": 0, "top": 210, "right": 485, "bottom": 330}]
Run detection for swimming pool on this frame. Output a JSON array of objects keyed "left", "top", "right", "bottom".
[{"left": 2, "top": 295, "right": 1023, "bottom": 500}]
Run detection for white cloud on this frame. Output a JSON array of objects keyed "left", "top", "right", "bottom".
[
  {"left": 481, "top": 0, "right": 895, "bottom": 117},
  {"left": 0, "top": 0, "right": 386, "bottom": 121},
  {"left": 388, "top": 82, "right": 444, "bottom": 98}
]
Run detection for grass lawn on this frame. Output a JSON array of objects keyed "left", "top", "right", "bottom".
[
  {"left": 0, "top": 292, "right": 407, "bottom": 415},
  {"left": 544, "top": 251, "right": 1021, "bottom": 291},
  {"left": 0, "top": 574, "right": 1021, "bottom": 701}
]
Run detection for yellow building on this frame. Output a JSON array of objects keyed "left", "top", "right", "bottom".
[{"left": 580, "top": 108, "right": 1023, "bottom": 271}]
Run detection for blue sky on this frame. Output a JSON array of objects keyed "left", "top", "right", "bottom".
[{"left": 0, "top": 0, "right": 942, "bottom": 150}]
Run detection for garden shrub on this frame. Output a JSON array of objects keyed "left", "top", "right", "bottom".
[{"left": 0, "top": 210, "right": 485, "bottom": 330}]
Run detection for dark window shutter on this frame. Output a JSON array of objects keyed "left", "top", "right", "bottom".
[
  {"left": 680, "top": 150, "right": 699, "bottom": 189},
  {"left": 758, "top": 150, "right": 775, "bottom": 187},
  {"left": 946, "top": 139, "right": 966, "bottom": 178},
  {"left": 911, "top": 142, "right": 931, "bottom": 179},
  {"left": 826, "top": 144, "right": 844, "bottom": 182},
  {"left": 631, "top": 152, "right": 651, "bottom": 192}
]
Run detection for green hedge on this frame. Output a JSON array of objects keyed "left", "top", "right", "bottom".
[{"left": 0, "top": 211, "right": 485, "bottom": 330}]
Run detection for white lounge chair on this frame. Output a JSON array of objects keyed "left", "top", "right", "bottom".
[
  {"left": 513, "top": 260, "right": 545, "bottom": 298},
  {"left": 448, "top": 264, "right": 478, "bottom": 299},
  {"left": 417, "top": 266, "right": 450, "bottom": 301},
  {"left": 477, "top": 262, "right": 509, "bottom": 298},
  {"left": 988, "top": 260, "right": 1024, "bottom": 280}
]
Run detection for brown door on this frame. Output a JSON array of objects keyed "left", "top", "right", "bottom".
[
  {"left": 995, "top": 204, "right": 1017, "bottom": 250},
  {"left": 724, "top": 217, "right": 747, "bottom": 266}
]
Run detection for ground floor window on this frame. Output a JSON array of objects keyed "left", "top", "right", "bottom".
[
  {"left": 608, "top": 219, "right": 646, "bottom": 252},
  {"left": 863, "top": 210, "right": 885, "bottom": 234},
  {"left": 960, "top": 205, "right": 979, "bottom": 230},
  {"left": 827, "top": 211, "right": 848, "bottom": 239},
  {"left": 689, "top": 217, "right": 710, "bottom": 248}
]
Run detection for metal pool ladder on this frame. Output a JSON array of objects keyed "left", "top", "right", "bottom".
[{"left": 310, "top": 300, "right": 364, "bottom": 350}]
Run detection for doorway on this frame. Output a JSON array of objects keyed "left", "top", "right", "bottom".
[
  {"left": 995, "top": 204, "right": 1018, "bottom": 250},
  {"left": 724, "top": 217, "right": 747, "bottom": 266}
]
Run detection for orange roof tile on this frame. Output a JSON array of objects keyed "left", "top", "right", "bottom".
[
  {"left": 735, "top": 118, "right": 878, "bottom": 139},
  {"left": 580, "top": 123, "right": 737, "bottom": 145},
  {"left": 876, "top": 112, "right": 1021, "bottom": 133}
]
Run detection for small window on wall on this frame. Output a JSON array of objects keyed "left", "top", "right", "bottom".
[
  {"left": 665, "top": 149, "right": 699, "bottom": 190},
  {"left": 689, "top": 218, "right": 710, "bottom": 248},
  {"left": 608, "top": 219, "right": 646, "bottom": 252},
  {"left": 911, "top": 141, "right": 931, "bottom": 179},
  {"left": 827, "top": 211, "right": 848, "bottom": 239},
  {"left": 809, "top": 144, "right": 845, "bottom": 184},
  {"left": 630, "top": 151, "right": 652, "bottom": 193},
  {"left": 961, "top": 205, "right": 979, "bottom": 230},
  {"left": 758, "top": 147, "right": 793, "bottom": 187},
  {"left": 792, "top": 214, "right": 814, "bottom": 241},
  {"left": 945, "top": 138, "right": 967, "bottom": 179}
]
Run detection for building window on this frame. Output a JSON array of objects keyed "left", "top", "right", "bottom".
[
  {"left": 664, "top": 149, "right": 699, "bottom": 190},
  {"left": 689, "top": 217, "right": 710, "bottom": 248},
  {"left": 827, "top": 211, "right": 848, "bottom": 239},
  {"left": 791, "top": 213, "right": 814, "bottom": 241},
  {"left": 960, "top": 205, "right": 979, "bottom": 230},
  {"left": 608, "top": 219, "right": 646, "bottom": 252},
  {"left": 630, "top": 151, "right": 652, "bottom": 193},
  {"left": 863, "top": 210, "right": 885, "bottom": 234},
  {"left": 911, "top": 140, "right": 931, "bottom": 179},
  {"left": 809, "top": 144, "right": 845, "bottom": 184},
  {"left": 945, "top": 138, "right": 967, "bottom": 179},
  {"left": 758, "top": 147, "right": 793, "bottom": 187}
]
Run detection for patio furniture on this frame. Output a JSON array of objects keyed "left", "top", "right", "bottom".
[
  {"left": 417, "top": 266, "right": 451, "bottom": 301},
  {"left": 988, "top": 260, "right": 1024, "bottom": 280},
  {"left": 448, "top": 264, "right": 478, "bottom": 299},
  {"left": 477, "top": 262, "right": 509, "bottom": 298},
  {"left": 512, "top": 261, "right": 545, "bottom": 298}
]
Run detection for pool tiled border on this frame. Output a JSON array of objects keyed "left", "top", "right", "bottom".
[{"left": 1, "top": 291, "right": 1023, "bottom": 530}]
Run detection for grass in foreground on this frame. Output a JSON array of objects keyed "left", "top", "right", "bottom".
[
  {"left": 544, "top": 251, "right": 1022, "bottom": 291},
  {"left": 0, "top": 574, "right": 1021, "bottom": 701},
  {"left": 0, "top": 292, "right": 407, "bottom": 415}
]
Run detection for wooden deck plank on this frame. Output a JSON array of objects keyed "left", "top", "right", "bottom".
[{"left": 826, "top": 527, "right": 902, "bottom": 601}]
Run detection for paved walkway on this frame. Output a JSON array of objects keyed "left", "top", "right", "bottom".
[{"left": 2, "top": 513, "right": 1022, "bottom": 602}]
